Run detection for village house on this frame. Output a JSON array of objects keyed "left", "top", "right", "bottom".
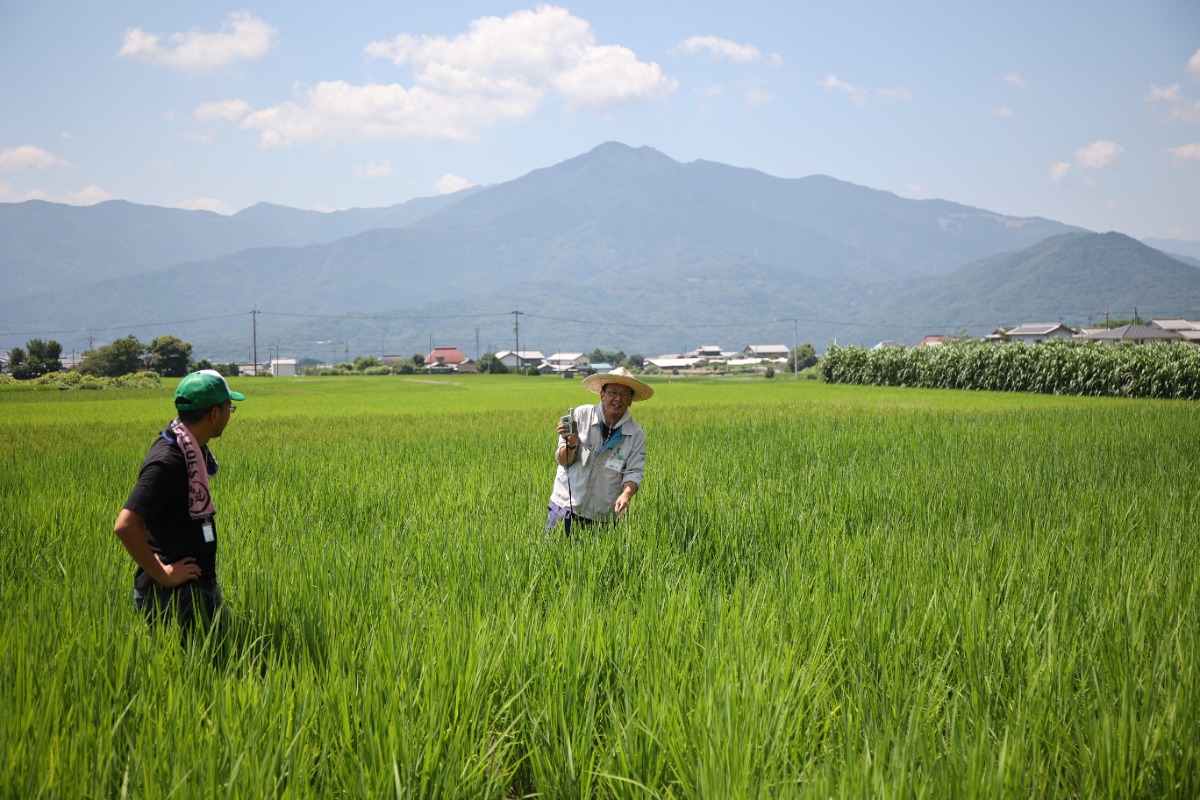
[
  {"left": 1150, "top": 319, "right": 1200, "bottom": 343},
  {"left": 539, "top": 352, "right": 590, "bottom": 375},
  {"left": 424, "top": 345, "right": 473, "bottom": 372},
  {"left": 495, "top": 349, "right": 545, "bottom": 371},
  {"left": 266, "top": 357, "right": 296, "bottom": 377},
  {"left": 743, "top": 344, "right": 790, "bottom": 359},
  {"left": 1005, "top": 322, "right": 1076, "bottom": 344},
  {"left": 685, "top": 345, "right": 739, "bottom": 362},
  {"left": 1075, "top": 324, "right": 1182, "bottom": 345}
]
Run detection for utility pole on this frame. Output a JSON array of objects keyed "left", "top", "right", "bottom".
[
  {"left": 251, "top": 306, "right": 258, "bottom": 373},
  {"left": 793, "top": 318, "right": 798, "bottom": 378},
  {"left": 512, "top": 309, "right": 523, "bottom": 374}
]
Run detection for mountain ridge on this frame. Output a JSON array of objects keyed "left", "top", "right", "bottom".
[{"left": 1, "top": 142, "right": 1195, "bottom": 360}]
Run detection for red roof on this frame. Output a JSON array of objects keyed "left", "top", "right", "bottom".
[{"left": 425, "top": 346, "right": 468, "bottom": 364}]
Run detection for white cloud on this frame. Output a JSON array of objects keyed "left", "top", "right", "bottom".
[
  {"left": 436, "top": 173, "right": 476, "bottom": 194},
  {"left": 1189, "top": 48, "right": 1200, "bottom": 79},
  {"left": 195, "top": 99, "right": 253, "bottom": 123},
  {"left": 118, "top": 11, "right": 276, "bottom": 70},
  {"left": 819, "top": 75, "right": 909, "bottom": 105},
  {"left": 746, "top": 88, "right": 771, "bottom": 107},
  {"left": 1147, "top": 75, "right": 1200, "bottom": 121},
  {"left": 876, "top": 86, "right": 912, "bottom": 102},
  {"left": 996, "top": 104, "right": 1014, "bottom": 118},
  {"left": 0, "top": 177, "right": 113, "bottom": 205},
  {"left": 672, "top": 36, "right": 762, "bottom": 63},
  {"left": 176, "top": 197, "right": 234, "bottom": 214},
  {"left": 356, "top": 160, "right": 394, "bottom": 178},
  {"left": 1074, "top": 140, "right": 1123, "bottom": 170},
  {"left": 179, "top": 132, "right": 216, "bottom": 144},
  {"left": 63, "top": 185, "right": 113, "bottom": 205},
  {"left": 1147, "top": 82, "right": 1181, "bottom": 104},
  {"left": 820, "top": 73, "right": 868, "bottom": 105},
  {"left": 0, "top": 145, "right": 69, "bottom": 171},
  {"left": 1000, "top": 72, "right": 1028, "bottom": 87},
  {"left": 696, "top": 84, "right": 725, "bottom": 97},
  {"left": 1165, "top": 142, "right": 1200, "bottom": 164},
  {"left": 235, "top": 6, "right": 675, "bottom": 147},
  {"left": 1049, "top": 162, "right": 1072, "bottom": 183}
]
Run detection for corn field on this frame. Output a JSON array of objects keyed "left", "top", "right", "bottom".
[
  {"left": 2, "top": 375, "right": 1197, "bottom": 798},
  {"left": 820, "top": 340, "right": 1200, "bottom": 399}
]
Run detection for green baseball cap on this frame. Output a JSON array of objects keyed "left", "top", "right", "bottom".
[{"left": 175, "top": 369, "right": 246, "bottom": 409}]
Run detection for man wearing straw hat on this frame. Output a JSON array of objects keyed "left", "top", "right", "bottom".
[
  {"left": 113, "top": 369, "right": 245, "bottom": 628},
  {"left": 546, "top": 366, "right": 653, "bottom": 535}
]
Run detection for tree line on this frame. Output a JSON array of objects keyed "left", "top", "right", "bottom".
[{"left": 3, "top": 335, "right": 235, "bottom": 380}]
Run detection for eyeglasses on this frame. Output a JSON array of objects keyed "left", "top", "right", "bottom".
[
  {"left": 227, "top": 403, "right": 237, "bottom": 413},
  {"left": 602, "top": 389, "right": 634, "bottom": 401}
]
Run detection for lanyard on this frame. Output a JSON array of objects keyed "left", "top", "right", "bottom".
[{"left": 598, "top": 425, "right": 624, "bottom": 455}]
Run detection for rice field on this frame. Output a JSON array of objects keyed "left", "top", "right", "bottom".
[{"left": 1, "top": 375, "right": 1197, "bottom": 798}]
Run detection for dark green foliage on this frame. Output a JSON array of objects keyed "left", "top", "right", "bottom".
[
  {"left": 787, "top": 343, "right": 818, "bottom": 372},
  {"left": 820, "top": 340, "right": 1200, "bottom": 400},
  {"left": 146, "top": 335, "right": 193, "bottom": 377},
  {"left": 589, "top": 348, "right": 626, "bottom": 365},
  {"left": 476, "top": 353, "right": 508, "bottom": 374},
  {"left": 77, "top": 335, "right": 145, "bottom": 378},
  {"left": 8, "top": 339, "right": 62, "bottom": 379}
]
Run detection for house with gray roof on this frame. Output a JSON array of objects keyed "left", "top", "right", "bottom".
[
  {"left": 1075, "top": 324, "right": 1182, "bottom": 344},
  {"left": 1006, "top": 322, "right": 1076, "bottom": 343},
  {"left": 743, "top": 344, "right": 790, "bottom": 359}
]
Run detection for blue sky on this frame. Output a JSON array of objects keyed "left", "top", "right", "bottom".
[{"left": 2, "top": 1, "right": 1199, "bottom": 240}]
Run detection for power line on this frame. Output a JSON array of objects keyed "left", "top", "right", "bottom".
[{"left": 0, "top": 311, "right": 252, "bottom": 338}]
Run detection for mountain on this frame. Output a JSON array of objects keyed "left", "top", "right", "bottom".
[
  {"left": 408, "top": 142, "right": 1076, "bottom": 282},
  {"left": 4, "top": 141, "right": 1188, "bottom": 361},
  {"left": 0, "top": 192, "right": 476, "bottom": 299},
  {"left": 1142, "top": 237, "right": 1200, "bottom": 267},
  {"left": 832, "top": 232, "right": 1200, "bottom": 346}
]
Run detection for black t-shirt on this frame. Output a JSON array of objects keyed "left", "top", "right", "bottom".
[{"left": 123, "top": 433, "right": 219, "bottom": 584}]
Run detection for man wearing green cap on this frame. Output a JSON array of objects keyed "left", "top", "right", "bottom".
[{"left": 113, "top": 369, "right": 245, "bottom": 628}]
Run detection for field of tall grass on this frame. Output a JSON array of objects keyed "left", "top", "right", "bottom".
[{"left": 2, "top": 375, "right": 1197, "bottom": 798}]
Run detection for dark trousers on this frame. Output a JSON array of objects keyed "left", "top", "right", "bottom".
[{"left": 134, "top": 579, "right": 223, "bottom": 629}]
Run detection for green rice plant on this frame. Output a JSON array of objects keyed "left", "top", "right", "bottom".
[{"left": 1, "top": 375, "right": 1197, "bottom": 798}]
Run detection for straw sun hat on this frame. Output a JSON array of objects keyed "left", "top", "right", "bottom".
[{"left": 581, "top": 366, "right": 654, "bottom": 402}]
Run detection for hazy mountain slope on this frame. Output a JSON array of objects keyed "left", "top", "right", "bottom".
[
  {"left": 1143, "top": 236, "right": 1200, "bottom": 262},
  {"left": 229, "top": 190, "right": 480, "bottom": 244},
  {"left": 0, "top": 200, "right": 276, "bottom": 295},
  {"left": 828, "top": 232, "right": 1200, "bottom": 345},
  {"left": 0, "top": 191, "right": 478, "bottom": 299}
]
